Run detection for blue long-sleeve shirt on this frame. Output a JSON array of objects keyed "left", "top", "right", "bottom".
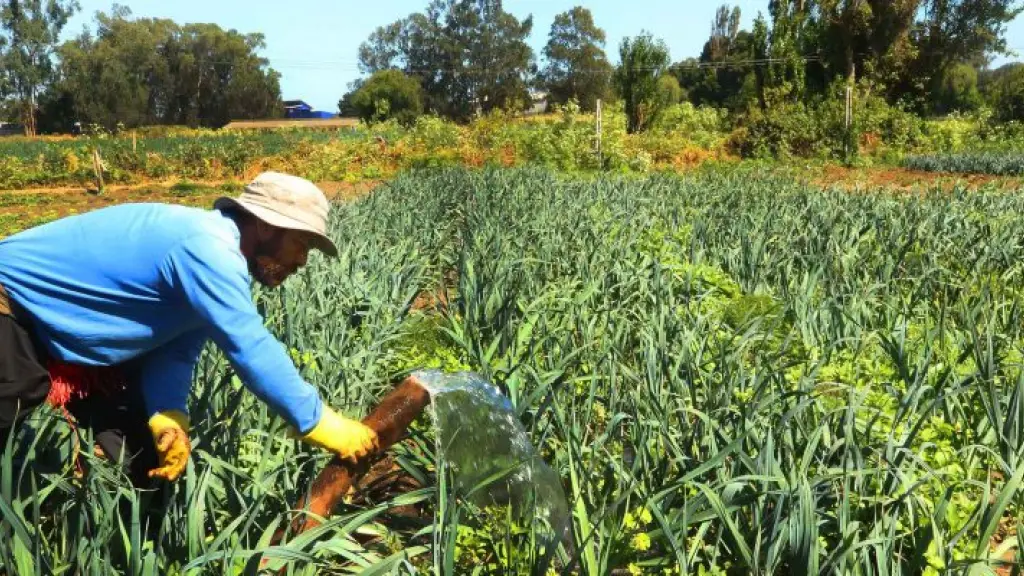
[{"left": 0, "top": 203, "right": 324, "bottom": 433}]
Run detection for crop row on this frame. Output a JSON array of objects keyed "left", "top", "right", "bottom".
[
  {"left": 904, "top": 152, "right": 1024, "bottom": 175},
  {"left": 2, "top": 167, "right": 1023, "bottom": 574}
]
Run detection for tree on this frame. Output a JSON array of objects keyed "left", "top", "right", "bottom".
[
  {"left": 45, "top": 7, "right": 175, "bottom": 130},
  {"left": 356, "top": 0, "right": 535, "bottom": 122},
  {"left": 751, "top": 13, "right": 770, "bottom": 109},
  {"left": 337, "top": 79, "right": 364, "bottom": 117},
  {"left": 539, "top": 6, "right": 612, "bottom": 111},
  {"left": 910, "top": 0, "right": 1023, "bottom": 110},
  {"left": 0, "top": 0, "right": 80, "bottom": 135},
  {"left": 159, "top": 23, "right": 282, "bottom": 127},
  {"left": 656, "top": 74, "right": 683, "bottom": 110},
  {"left": 935, "top": 62, "right": 982, "bottom": 113},
  {"left": 357, "top": 20, "right": 405, "bottom": 74},
  {"left": 42, "top": 8, "right": 282, "bottom": 130},
  {"left": 760, "top": 1, "right": 812, "bottom": 102},
  {"left": 649, "top": 0, "right": 1021, "bottom": 119},
  {"left": 0, "top": 31, "right": 7, "bottom": 111},
  {"left": 709, "top": 4, "right": 742, "bottom": 62},
  {"left": 349, "top": 69, "right": 423, "bottom": 125},
  {"left": 806, "top": 0, "right": 1018, "bottom": 110},
  {"left": 672, "top": 5, "right": 761, "bottom": 112},
  {"left": 615, "top": 32, "right": 671, "bottom": 134},
  {"left": 672, "top": 59, "right": 716, "bottom": 106},
  {"left": 467, "top": 1, "right": 535, "bottom": 118},
  {"left": 982, "top": 62, "right": 1024, "bottom": 121},
  {"left": 805, "top": 0, "right": 919, "bottom": 91},
  {"left": 813, "top": 0, "right": 871, "bottom": 87}
]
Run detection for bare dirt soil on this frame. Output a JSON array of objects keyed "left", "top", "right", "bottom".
[
  {"left": 811, "top": 165, "right": 1024, "bottom": 193},
  {"left": 222, "top": 118, "right": 359, "bottom": 130},
  {"left": 0, "top": 180, "right": 383, "bottom": 238}
]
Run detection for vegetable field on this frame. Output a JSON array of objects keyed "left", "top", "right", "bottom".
[
  {"left": 905, "top": 153, "right": 1024, "bottom": 176},
  {"left": 0, "top": 104, "right": 726, "bottom": 191},
  {"left": 2, "top": 166, "right": 1024, "bottom": 575}
]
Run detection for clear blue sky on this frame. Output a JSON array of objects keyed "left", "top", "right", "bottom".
[{"left": 62, "top": 1, "right": 1024, "bottom": 113}]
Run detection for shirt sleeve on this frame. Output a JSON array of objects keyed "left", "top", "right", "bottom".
[
  {"left": 161, "top": 233, "right": 324, "bottom": 434},
  {"left": 137, "top": 329, "right": 207, "bottom": 418}
]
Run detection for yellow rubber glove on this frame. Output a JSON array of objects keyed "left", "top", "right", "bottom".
[
  {"left": 148, "top": 410, "right": 191, "bottom": 482},
  {"left": 300, "top": 405, "right": 379, "bottom": 465}
]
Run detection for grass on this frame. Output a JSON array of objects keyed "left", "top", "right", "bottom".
[
  {"left": 0, "top": 213, "right": 21, "bottom": 237},
  {"left": 0, "top": 185, "right": 228, "bottom": 240},
  {"left": 2, "top": 165, "right": 1024, "bottom": 574}
]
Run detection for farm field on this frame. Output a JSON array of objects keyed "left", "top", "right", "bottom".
[
  {"left": 9, "top": 102, "right": 1024, "bottom": 197},
  {"left": 2, "top": 163, "right": 1024, "bottom": 575},
  {"left": 6, "top": 0, "right": 1024, "bottom": 571}
]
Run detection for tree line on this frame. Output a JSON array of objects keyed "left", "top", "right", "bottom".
[
  {"left": 1, "top": 1, "right": 1022, "bottom": 136},
  {"left": 345, "top": 0, "right": 1024, "bottom": 133},
  {"left": 0, "top": 2, "right": 282, "bottom": 135}
]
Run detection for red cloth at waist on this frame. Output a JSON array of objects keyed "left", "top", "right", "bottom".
[
  {"left": 0, "top": 282, "right": 125, "bottom": 405},
  {"left": 46, "top": 361, "right": 127, "bottom": 408}
]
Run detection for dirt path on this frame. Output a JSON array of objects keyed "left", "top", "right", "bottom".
[
  {"left": 0, "top": 178, "right": 382, "bottom": 198},
  {"left": 0, "top": 179, "right": 383, "bottom": 238},
  {"left": 809, "top": 164, "right": 1024, "bottom": 192}
]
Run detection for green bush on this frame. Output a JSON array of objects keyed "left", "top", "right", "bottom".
[
  {"left": 514, "top": 101, "right": 603, "bottom": 171},
  {"left": 408, "top": 115, "right": 462, "bottom": 150},
  {"left": 730, "top": 85, "right": 937, "bottom": 162},
  {"left": 650, "top": 102, "right": 729, "bottom": 148},
  {"left": 918, "top": 112, "right": 985, "bottom": 153},
  {"left": 733, "top": 101, "right": 833, "bottom": 159},
  {"left": 350, "top": 69, "right": 425, "bottom": 126}
]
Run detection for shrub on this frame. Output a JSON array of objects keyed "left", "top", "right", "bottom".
[{"left": 350, "top": 69, "right": 425, "bottom": 126}]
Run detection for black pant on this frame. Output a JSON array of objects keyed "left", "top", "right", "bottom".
[
  {"left": 0, "top": 312, "right": 158, "bottom": 487},
  {"left": 0, "top": 311, "right": 51, "bottom": 431},
  {"left": 0, "top": 306, "right": 172, "bottom": 551}
]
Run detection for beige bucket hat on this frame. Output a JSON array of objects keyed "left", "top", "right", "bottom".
[{"left": 214, "top": 171, "right": 338, "bottom": 257}]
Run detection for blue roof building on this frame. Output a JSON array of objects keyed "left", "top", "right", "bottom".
[{"left": 284, "top": 100, "right": 336, "bottom": 119}]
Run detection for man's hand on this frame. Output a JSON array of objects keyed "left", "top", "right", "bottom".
[
  {"left": 148, "top": 410, "right": 191, "bottom": 481},
  {"left": 300, "top": 405, "right": 379, "bottom": 465}
]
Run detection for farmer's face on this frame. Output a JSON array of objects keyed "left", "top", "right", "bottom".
[{"left": 250, "top": 223, "right": 312, "bottom": 288}]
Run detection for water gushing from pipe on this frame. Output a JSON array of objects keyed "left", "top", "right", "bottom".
[
  {"left": 413, "top": 369, "right": 571, "bottom": 562},
  {"left": 275, "top": 370, "right": 570, "bottom": 572}
]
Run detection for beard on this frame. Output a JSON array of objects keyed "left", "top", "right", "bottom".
[
  {"left": 253, "top": 256, "right": 291, "bottom": 287},
  {"left": 250, "top": 233, "right": 293, "bottom": 287}
]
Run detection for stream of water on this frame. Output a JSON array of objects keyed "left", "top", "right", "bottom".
[{"left": 412, "top": 369, "right": 571, "bottom": 563}]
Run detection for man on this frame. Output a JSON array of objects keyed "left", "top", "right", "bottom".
[{"left": 0, "top": 171, "right": 379, "bottom": 485}]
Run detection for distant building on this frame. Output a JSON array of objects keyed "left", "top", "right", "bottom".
[
  {"left": 525, "top": 90, "right": 548, "bottom": 115},
  {"left": 0, "top": 122, "right": 24, "bottom": 137},
  {"left": 283, "top": 100, "right": 336, "bottom": 120}
]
